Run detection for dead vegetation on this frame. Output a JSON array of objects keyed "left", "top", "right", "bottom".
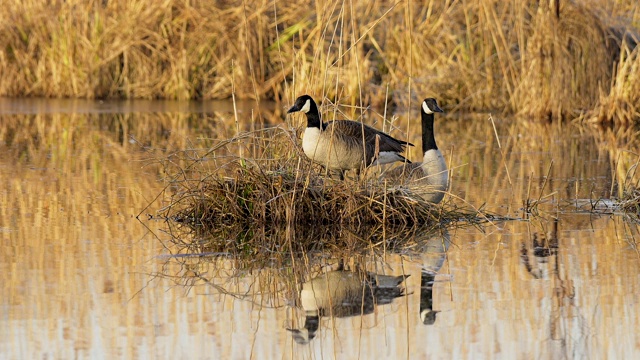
[
  {"left": 151, "top": 127, "right": 493, "bottom": 233},
  {"left": 1, "top": 0, "right": 638, "bottom": 124},
  {"left": 586, "top": 43, "right": 640, "bottom": 125}
]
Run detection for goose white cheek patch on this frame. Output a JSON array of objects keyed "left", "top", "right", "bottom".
[
  {"left": 300, "top": 99, "right": 311, "bottom": 113},
  {"left": 422, "top": 101, "right": 433, "bottom": 114}
]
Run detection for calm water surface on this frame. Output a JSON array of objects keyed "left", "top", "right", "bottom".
[{"left": 0, "top": 99, "right": 638, "bottom": 359}]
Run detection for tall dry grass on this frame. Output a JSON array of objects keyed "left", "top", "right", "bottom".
[
  {"left": 1, "top": 0, "right": 638, "bottom": 124},
  {"left": 587, "top": 44, "right": 640, "bottom": 125}
]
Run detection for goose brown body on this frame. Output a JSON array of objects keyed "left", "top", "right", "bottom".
[{"left": 287, "top": 95, "right": 413, "bottom": 176}]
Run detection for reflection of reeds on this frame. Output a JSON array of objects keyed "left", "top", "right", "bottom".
[
  {"left": 618, "top": 154, "right": 640, "bottom": 221},
  {"left": 2, "top": 0, "right": 637, "bottom": 124},
  {"left": 589, "top": 124, "right": 640, "bottom": 199},
  {"left": 0, "top": 115, "right": 182, "bottom": 351},
  {"left": 0, "top": 113, "right": 231, "bottom": 165}
]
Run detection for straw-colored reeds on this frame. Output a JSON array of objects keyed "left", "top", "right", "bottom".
[
  {"left": 1, "top": 0, "right": 638, "bottom": 124},
  {"left": 587, "top": 42, "right": 640, "bottom": 125}
]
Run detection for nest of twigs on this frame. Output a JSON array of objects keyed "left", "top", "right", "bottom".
[
  {"left": 152, "top": 127, "right": 488, "bottom": 232},
  {"left": 175, "top": 166, "right": 448, "bottom": 227}
]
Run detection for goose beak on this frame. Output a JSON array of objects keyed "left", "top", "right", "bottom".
[
  {"left": 434, "top": 104, "right": 444, "bottom": 113},
  {"left": 287, "top": 105, "right": 299, "bottom": 114}
]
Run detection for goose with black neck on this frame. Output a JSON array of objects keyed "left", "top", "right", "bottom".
[
  {"left": 383, "top": 97, "right": 448, "bottom": 204},
  {"left": 286, "top": 95, "right": 413, "bottom": 180}
]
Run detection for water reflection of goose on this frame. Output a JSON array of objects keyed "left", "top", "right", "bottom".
[
  {"left": 521, "top": 219, "right": 559, "bottom": 279},
  {"left": 521, "top": 218, "right": 579, "bottom": 344},
  {"left": 288, "top": 267, "right": 409, "bottom": 345},
  {"left": 417, "top": 228, "right": 451, "bottom": 325},
  {"left": 383, "top": 98, "right": 448, "bottom": 204},
  {"left": 286, "top": 95, "right": 413, "bottom": 180}
]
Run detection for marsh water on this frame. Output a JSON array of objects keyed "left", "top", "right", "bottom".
[{"left": 1, "top": 98, "right": 639, "bottom": 359}]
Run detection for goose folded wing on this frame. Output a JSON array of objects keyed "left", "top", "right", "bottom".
[{"left": 328, "top": 120, "right": 412, "bottom": 152}]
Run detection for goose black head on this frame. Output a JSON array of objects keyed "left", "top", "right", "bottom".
[
  {"left": 287, "top": 315, "right": 319, "bottom": 345},
  {"left": 421, "top": 309, "right": 440, "bottom": 325},
  {"left": 287, "top": 95, "right": 317, "bottom": 114},
  {"left": 421, "top": 98, "right": 444, "bottom": 115}
]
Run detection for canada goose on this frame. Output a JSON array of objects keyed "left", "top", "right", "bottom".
[
  {"left": 384, "top": 98, "right": 448, "bottom": 203},
  {"left": 287, "top": 95, "right": 413, "bottom": 179},
  {"left": 288, "top": 269, "right": 408, "bottom": 344}
]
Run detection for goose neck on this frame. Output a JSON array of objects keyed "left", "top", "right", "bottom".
[
  {"left": 421, "top": 111, "right": 438, "bottom": 153},
  {"left": 306, "top": 111, "right": 322, "bottom": 129}
]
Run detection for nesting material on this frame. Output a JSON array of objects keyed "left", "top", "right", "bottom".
[
  {"left": 164, "top": 162, "right": 445, "bottom": 228},
  {"left": 153, "top": 126, "right": 493, "bottom": 233}
]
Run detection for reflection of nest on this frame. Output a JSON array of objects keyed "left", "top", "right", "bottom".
[
  {"left": 149, "top": 222, "right": 454, "bottom": 313},
  {"left": 145, "top": 221, "right": 454, "bottom": 346},
  {"left": 159, "top": 221, "right": 454, "bottom": 267}
]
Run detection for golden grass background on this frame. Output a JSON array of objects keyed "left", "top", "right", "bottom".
[{"left": 1, "top": 0, "right": 638, "bottom": 124}]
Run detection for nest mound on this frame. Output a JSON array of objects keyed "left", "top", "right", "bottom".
[{"left": 152, "top": 128, "right": 485, "bottom": 230}]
